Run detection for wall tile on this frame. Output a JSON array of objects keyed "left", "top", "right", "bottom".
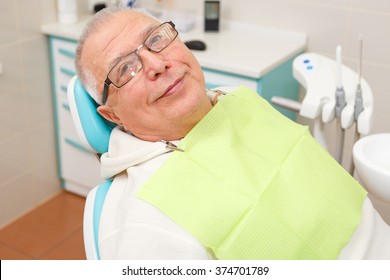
[
  {"left": 26, "top": 159, "right": 61, "bottom": 205},
  {"left": 17, "top": 0, "right": 57, "bottom": 37},
  {"left": 344, "top": 10, "right": 390, "bottom": 65},
  {"left": 25, "top": 121, "right": 57, "bottom": 167},
  {"left": 0, "top": 1, "right": 19, "bottom": 44},
  {"left": 0, "top": 131, "right": 31, "bottom": 183},
  {"left": 0, "top": 175, "right": 47, "bottom": 226},
  {"left": 20, "top": 37, "right": 50, "bottom": 85},
  {"left": 371, "top": 111, "right": 390, "bottom": 133},
  {"left": 351, "top": 0, "right": 390, "bottom": 13},
  {"left": 0, "top": 44, "right": 24, "bottom": 96},
  {"left": 0, "top": 0, "right": 59, "bottom": 226},
  {"left": 219, "top": 1, "right": 349, "bottom": 54},
  {"left": 0, "top": 155, "right": 60, "bottom": 227},
  {"left": 23, "top": 79, "right": 54, "bottom": 128},
  {"left": 358, "top": 63, "right": 390, "bottom": 119},
  {"left": 0, "top": 91, "right": 28, "bottom": 140}
]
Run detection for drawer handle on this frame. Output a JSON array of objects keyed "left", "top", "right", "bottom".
[
  {"left": 62, "top": 103, "right": 70, "bottom": 111},
  {"left": 61, "top": 85, "right": 68, "bottom": 94},
  {"left": 65, "top": 137, "right": 91, "bottom": 155},
  {"left": 60, "top": 67, "right": 76, "bottom": 77},
  {"left": 59, "top": 48, "right": 75, "bottom": 59}
]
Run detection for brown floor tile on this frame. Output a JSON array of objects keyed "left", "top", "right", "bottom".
[
  {"left": 39, "top": 228, "right": 86, "bottom": 260},
  {"left": 0, "top": 243, "right": 32, "bottom": 260},
  {"left": 0, "top": 192, "right": 85, "bottom": 258}
]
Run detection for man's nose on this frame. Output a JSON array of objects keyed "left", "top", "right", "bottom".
[{"left": 137, "top": 46, "right": 168, "bottom": 80}]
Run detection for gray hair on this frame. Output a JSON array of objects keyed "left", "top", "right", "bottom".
[{"left": 75, "top": 6, "right": 156, "bottom": 105}]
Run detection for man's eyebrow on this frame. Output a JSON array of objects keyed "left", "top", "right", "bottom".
[{"left": 107, "top": 23, "right": 160, "bottom": 71}]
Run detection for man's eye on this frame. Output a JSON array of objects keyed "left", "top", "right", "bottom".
[
  {"left": 119, "top": 60, "right": 137, "bottom": 75},
  {"left": 118, "top": 63, "right": 130, "bottom": 76},
  {"left": 115, "top": 63, "right": 135, "bottom": 84},
  {"left": 149, "top": 34, "right": 162, "bottom": 46}
]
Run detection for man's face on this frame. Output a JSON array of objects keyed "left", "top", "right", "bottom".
[{"left": 82, "top": 11, "right": 212, "bottom": 141}]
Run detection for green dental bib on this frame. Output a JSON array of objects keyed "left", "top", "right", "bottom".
[{"left": 137, "top": 86, "right": 366, "bottom": 259}]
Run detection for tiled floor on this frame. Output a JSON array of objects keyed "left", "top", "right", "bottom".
[{"left": 0, "top": 191, "right": 86, "bottom": 260}]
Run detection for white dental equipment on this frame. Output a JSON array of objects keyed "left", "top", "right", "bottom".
[
  {"left": 349, "top": 34, "right": 365, "bottom": 174},
  {"left": 354, "top": 34, "right": 365, "bottom": 123},
  {"left": 272, "top": 37, "right": 373, "bottom": 172},
  {"left": 334, "top": 45, "right": 346, "bottom": 164}
]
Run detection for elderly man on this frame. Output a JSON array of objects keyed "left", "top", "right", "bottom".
[{"left": 75, "top": 6, "right": 390, "bottom": 260}]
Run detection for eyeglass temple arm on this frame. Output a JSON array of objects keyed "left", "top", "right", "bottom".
[{"left": 102, "top": 78, "right": 111, "bottom": 105}]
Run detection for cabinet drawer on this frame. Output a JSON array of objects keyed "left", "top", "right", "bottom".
[
  {"left": 56, "top": 97, "right": 79, "bottom": 134},
  {"left": 52, "top": 38, "right": 76, "bottom": 67},
  {"left": 51, "top": 38, "right": 77, "bottom": 102},
  {"left": 59, "top": 130, "right": 102, "bottom": 189},
  {"left": 203, "top": 68, "right": 258, "bottom": 90}
]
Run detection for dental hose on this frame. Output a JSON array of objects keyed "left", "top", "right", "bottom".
[
  {"left": 354, "top": 35, "right": 364, "bottom": 122},
  {"left": 350, "top": 34, "right": 365, "bottom": 175},
  {"left": 335, "top": 45, "right": 346, "bottom": 165}
]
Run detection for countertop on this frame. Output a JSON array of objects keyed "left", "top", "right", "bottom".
[{"left": 41, "top": 16, "right": 307, "bottom": 79}]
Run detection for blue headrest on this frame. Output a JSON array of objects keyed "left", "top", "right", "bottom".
[{"left": 68, "top": 76, "right": 116, "bottom": 155}]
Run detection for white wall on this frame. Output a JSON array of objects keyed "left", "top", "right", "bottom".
[{"left": 0, "top": 0, "right": 61, "bottom": 227}]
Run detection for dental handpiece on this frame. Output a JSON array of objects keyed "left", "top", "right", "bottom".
[
  {"left": 335, "top": 45, "right": 346, "bottom": 118},
  {"left": 354, "top": 34, "right": 364, "bottom": 121}
]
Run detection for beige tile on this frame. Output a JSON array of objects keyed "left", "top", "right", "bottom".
[
  {"left": 0, "top": 192, "right": 85, "bottom": 258},
  {"left": 371, "top": 111, "right": 390, "bottom": 133},
  {"left": 345, "top": 10, "right": 390, "bottom": 65},
  {"left": 39, "top": 229, "right": 86, "bottom": 260},
  {"left": 0, "top": 132, "right": 31, "bottom": 183},
  {"left": 23, "top": 79, "right": 54, "bottom": 128},
  {"left": 38, "top": 0, "right": 58, "bottom": 24},
  {"left": 0, "top": 90, "right": 28, "bottom": 135},
  {"left": 224, "top": 1, "right": 348, "bottom": 54},
  {"left": 0, "top": 1, "right": 19, "bottom": 44},
  {"left": 356, "top": 63, "right": 390, "bottom": 117},
  {"left": 31, "top": 156, "right": 61, "bottom": 193},
  {"left": 299, "top": 0, "right": 350, "bottom": 6},
  {"left": 0, "top": 174, "right": 59, "bottom": 227},
  {"left": 20, "top": 37, "right": 51, "bottom": 85},
  {"left": 351, "top": 0, "right": 390, "bottom": 13},
  {"left": 17, "top": 0, "right": 56, "bottom": 37},
  {"left": 0, "top": 243, "right": 32, "bottom": 260},
  {"left": 0, "top": 44, "right": 24, "bottom": 97},
  {"left": 25, "top": 121, "right": 57, "bottom": 167}
]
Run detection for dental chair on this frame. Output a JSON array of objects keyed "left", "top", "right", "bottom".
[{"left": 67, "top": 75, "right": 116, "bottom": 260}]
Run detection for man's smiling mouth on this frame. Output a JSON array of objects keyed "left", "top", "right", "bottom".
[{"left": 158, "top": 77, "right": 184, "bottom": 100}]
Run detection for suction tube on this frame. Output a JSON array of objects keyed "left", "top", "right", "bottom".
[
  {"left": 334, "top": 45, "right": 346, "bottom": 164},
  {"left": 350, "top": 34, "right": 364, "bottom": 174},
  {"left": 354, "top": 34, "right": 364, "bottom": 122}
]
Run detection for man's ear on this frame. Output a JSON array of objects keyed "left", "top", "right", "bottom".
[{"left": 97, "top": 105, "right": 123, "bottom": 126}]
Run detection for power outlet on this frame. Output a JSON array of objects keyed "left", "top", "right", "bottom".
[{"left": 0, "top": 62, "right": 3, "bottom": 75}]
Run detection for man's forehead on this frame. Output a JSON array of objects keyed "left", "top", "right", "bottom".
[{"left": 83, "top": 12, "right": 159, "bottom": 80}]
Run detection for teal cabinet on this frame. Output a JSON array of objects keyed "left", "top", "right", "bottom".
[{"left": 203, "top": 55, "right": 299, "bottom": 120}]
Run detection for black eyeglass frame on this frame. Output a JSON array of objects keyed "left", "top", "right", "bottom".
[{"left": 101, "top": 21, "right": 178, "bottom": 105}]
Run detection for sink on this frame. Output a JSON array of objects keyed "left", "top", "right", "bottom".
[{"left": 353, "top": 133, "right": 390, "bottom": 203}]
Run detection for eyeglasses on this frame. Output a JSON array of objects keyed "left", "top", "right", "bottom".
[{"left": 101, "top": 21, "right": 178, "bottom": 104}]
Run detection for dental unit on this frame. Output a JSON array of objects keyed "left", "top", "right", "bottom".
[
  {"left": 272, "top": 38, "right": 390, "bottom": 224},
  {"left": 272, "top": 35, "right": 373, "bottom": 172}
]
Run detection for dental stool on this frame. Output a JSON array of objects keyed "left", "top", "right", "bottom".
[{"left": 67, "top": 75, "right": 116, "bottom": 259}]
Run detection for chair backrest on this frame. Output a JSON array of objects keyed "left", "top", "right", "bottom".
[
  {"left": 67, "top": 75, "right": 115, "bottom": 259},
  {"left": 67, "top": 75, "right": 116, "bottom": 156}
]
